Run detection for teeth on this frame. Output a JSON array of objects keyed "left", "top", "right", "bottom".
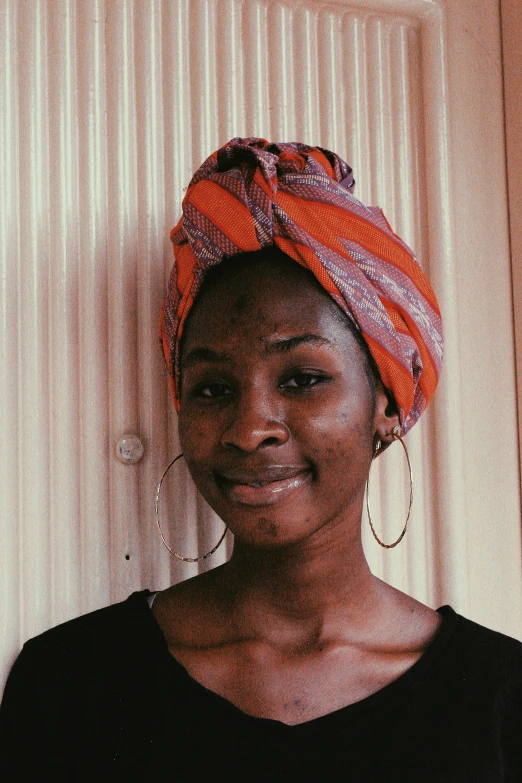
[{"left": 249, "top": 481, "right": 264, "bottom": 488}]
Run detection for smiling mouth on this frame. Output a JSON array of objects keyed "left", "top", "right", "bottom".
[{"left": 216, "top": 468, "right": 312, "bottom": 507}]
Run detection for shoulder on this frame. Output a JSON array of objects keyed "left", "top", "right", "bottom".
[
  {"left": 2, "top": 591, "right": 158, "bottom": 700},
  {"left": 1, "top": 591, "right": 163, "bottom": 735},
  {"left": 439, "top": 606, "right": 522, "bottom": 695},
  {"left": 25, "top": 590, "right": 153, "bottom": 655},
  {"left": 450, "top": 608, "right": 522, "bottom": 660},
  {"left": 0, "top": 592, "right": 168, "bottom": 777}
]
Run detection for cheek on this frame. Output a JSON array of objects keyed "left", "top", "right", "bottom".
[
  {"left": 178, "top": 408, "right": 214, "bottom": 462},
  {"left": 304, "top": 391, "right": 373, "bottom": 447},
  {"left": 303, "top": 400, "right": 373, "bottom": 481}
]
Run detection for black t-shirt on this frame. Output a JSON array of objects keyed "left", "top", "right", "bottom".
[{"left": 1, "top": 590, "right": 521, "bottom": 782}]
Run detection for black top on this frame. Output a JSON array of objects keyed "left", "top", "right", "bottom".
[{"left": 1, "top": 591, "right": 521, "bottom": 782}]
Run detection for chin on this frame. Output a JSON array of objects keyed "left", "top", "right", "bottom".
[{"left": 224, "top": 506, "right": 326, "bottom": 552}]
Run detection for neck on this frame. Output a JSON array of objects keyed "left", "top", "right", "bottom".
[{"left": 220, "top": 515, "right": 382, "bottom": 641}]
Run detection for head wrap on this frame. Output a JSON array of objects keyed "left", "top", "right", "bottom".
[{"left": 160, "top": 137, "right": 443, "bottom": 435}]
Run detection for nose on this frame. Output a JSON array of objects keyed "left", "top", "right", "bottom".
[{"left": 220, "top": 387, "right": 289, "bottom": 453}]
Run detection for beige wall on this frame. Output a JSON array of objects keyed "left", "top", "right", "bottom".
[{"left": 1, "top": 0, "right": 521, "bottom": 694}]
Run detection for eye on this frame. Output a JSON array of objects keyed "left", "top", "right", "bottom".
[
  {"left": 280, "top": 371, "right": 328, "bottom": 390},
  {"left": 193, "top": 381, "right": 233, "bottom": 400}
]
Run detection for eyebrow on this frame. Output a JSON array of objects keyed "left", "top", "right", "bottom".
[
  {"left": 262, "top": 333, "right": 332, "bottom": 354},
  {"left": 182, "top": 347, "right": 233, "bottom": 369},
  {"left": 182, "top": 333, "right": 332, "bottom": 369}
]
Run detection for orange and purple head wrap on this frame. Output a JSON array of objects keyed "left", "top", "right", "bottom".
[{"left": 159, "top": 137, "right": 443, "bottom": 435}]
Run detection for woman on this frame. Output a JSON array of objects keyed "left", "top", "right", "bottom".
[{"left": 1, "top": 138, "right": 521, "bottom": 781}]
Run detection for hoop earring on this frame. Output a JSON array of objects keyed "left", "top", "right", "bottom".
[
  {"left": 155, "top": 453, "right": 228, "bottom": 563},
  {"left": 365, "top": 425, "right": 413, "bottom": 549}
]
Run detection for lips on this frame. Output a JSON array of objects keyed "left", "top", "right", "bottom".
[{"left": 216, "top": 466, "right": 312, "bottom": 506}]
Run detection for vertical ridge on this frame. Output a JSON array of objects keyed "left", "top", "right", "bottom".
[
  {"left": 318, "top": 8, "right": 343, "bottom": 152},
  {"left": 243, "top": 0, "right": 269, "bottom": 137},
  {"left": 77, "top": 0, "right": 111, "bottom": 614},
  {"left": 420, "top": 9, "right": 469, "bottom": 611},
  {"left": 105, "top": 0, "right": 141, "bottom": 602},
  {"left": 0, "top": 0, "right": 21, "bottom": 689},
  {"left": 294, "top": 6, "right": 319, "bottom": 144},
  {"left": 17, "top": 0, "right": 52, "bottom": 641},
  {"left": 189, "top": 0, "right": 218, "bottom": 168},
  {"left": 216, "top": 0, "right": 246, "bottom": 142},
  {"left": 47, "top": 0, "right": 81, "bottom": 626},
  {"left": 135, "top": 0, "right": 168, "bottom": 591},
  {"left": 162, "top": 0, "right": 195, "bottom": 586},
  {"left": 342, "top": 13, "right": 371, "bottom": 204},
  {"left": 268, "top": 3, "right": 296, "bottom": 141}
]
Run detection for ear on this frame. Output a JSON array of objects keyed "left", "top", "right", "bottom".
[{"left": 373, "top": 381, "right": 400, "bottom": 448}]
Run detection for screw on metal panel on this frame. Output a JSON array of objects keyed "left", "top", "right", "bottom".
[{"left": 116, "top": 435, "right": 144, "bottom": 464}]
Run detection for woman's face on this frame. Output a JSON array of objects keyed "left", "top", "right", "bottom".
[{"left": 178, "top": 254, "right": 392, "bottom": 550}]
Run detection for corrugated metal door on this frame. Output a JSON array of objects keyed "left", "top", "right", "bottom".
[{"left": 1, "top": 0, "right": 520, "bottom": 693}]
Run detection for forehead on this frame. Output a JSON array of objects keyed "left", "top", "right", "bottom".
[{"left": 180, "top": 254, "right": 353, "bottom": 356}]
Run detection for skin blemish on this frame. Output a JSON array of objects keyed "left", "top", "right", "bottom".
[{"left": 257, "top": 517, "right": 278, "bottom": 538}]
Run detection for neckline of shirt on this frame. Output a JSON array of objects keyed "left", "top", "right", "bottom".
[{"left": 129, "top": 590, "right": 460, "bottom": 733}]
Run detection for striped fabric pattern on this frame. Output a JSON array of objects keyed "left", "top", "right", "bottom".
[{"left": 160, "top": 138, "right": 443, "bottom": 434}]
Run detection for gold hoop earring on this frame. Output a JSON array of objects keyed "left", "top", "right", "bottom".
[
  {"left": 155, "top": 453, "right": 228, "bottom": 563},
  {"left": 366, "top": 425, "right": 413, "bottom": 549}
]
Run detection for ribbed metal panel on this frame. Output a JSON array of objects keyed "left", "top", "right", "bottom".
[{"left": 1, "top": 0, "right": 521, "bottom": 693}]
